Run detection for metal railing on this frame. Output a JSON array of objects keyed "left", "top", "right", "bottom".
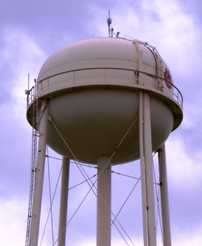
[{"left": 26, "top": 67, "right": 183, "bottom": 111}]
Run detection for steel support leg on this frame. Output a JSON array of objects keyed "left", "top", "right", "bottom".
[
  {"left": 139, "top": 91, "right": 157, "bottom": 246},
  {"left": 29, "top": 100, "right": 48, "bottom": 246},
  {"left": 58, "top": 157, "right": 70, "bottom": 246},
  {"left": 97, "top": 156, "right": 111, "bottom": 246},
  {"left": 158, "top": 144, "right": 172, "bottom": 246}
]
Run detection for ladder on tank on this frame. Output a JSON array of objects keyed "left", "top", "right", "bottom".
[{"left": 25, "top": 84, "right": 39, "bottom": 246}]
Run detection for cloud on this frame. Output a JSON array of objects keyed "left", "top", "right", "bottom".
[
  {"left": 172, "top": 223, "right": 202, "bottom": 246},
  {"left": 0, "top": 197, "right": 28, "bottom": 246},
  {"left": 0, "top": 27, "right": 45, "bottom": 125},
  {"left": 165, "top": 136, "right": 202, "bottom": 233},
  {"left": 166, "top": 137, "right": 202, "bottom": 187}
]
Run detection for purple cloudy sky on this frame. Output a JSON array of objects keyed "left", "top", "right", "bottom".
[{"left": 0, "top": 0, "right": 202, "bottom": 245}]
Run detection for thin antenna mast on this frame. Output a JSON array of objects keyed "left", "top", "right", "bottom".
[
  {"left": 107, "top": 10, "right": 112, "bottom": 37},
  {"left": 25, "top": 74, "right": 30, "bottom": 107},
  {"left": 28, "top": 73, "right": 30, "bottom": 91}
]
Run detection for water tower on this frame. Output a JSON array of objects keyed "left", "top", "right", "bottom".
[{"left": 25, "top": 34, "right": 183, "bottom": 246}]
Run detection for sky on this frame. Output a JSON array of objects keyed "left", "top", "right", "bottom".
[{"left": 0, "top": 0, "right": 202, "bottom": 245}]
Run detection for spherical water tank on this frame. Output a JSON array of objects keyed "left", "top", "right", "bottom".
[{"left": 27, "top": 37, "right": 183, "bottom": 164}]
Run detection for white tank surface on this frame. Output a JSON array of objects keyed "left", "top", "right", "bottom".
[{"left": 27, "top": 37, "right": 183, "bottom": 164}]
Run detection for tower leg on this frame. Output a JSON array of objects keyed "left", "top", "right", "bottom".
[
  {"left": 97, "top": 156, "right": 111, "bottom": 246},
  {"left": 29, "top": 100, "right": 49, "bottom": 246},
  {"left": 58, "top": 157, "right": 70, "bottom": 246},
  {"left": 139, "top": 91, "right": 157, "bottom": 246},
  {"left": 158, "top": 144, "right": 172, "bottom": 246}
]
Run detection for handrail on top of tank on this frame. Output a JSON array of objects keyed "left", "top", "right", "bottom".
[
  {"left": 27, "top": 67, "right": 183, "bottom": 110},
  {"left": 135, "top": 69, "right": 183, "bottom": 106}
]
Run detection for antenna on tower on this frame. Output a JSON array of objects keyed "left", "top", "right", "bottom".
[{"left": 107, "top": 10, "right": 112, "bottom": 37}]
